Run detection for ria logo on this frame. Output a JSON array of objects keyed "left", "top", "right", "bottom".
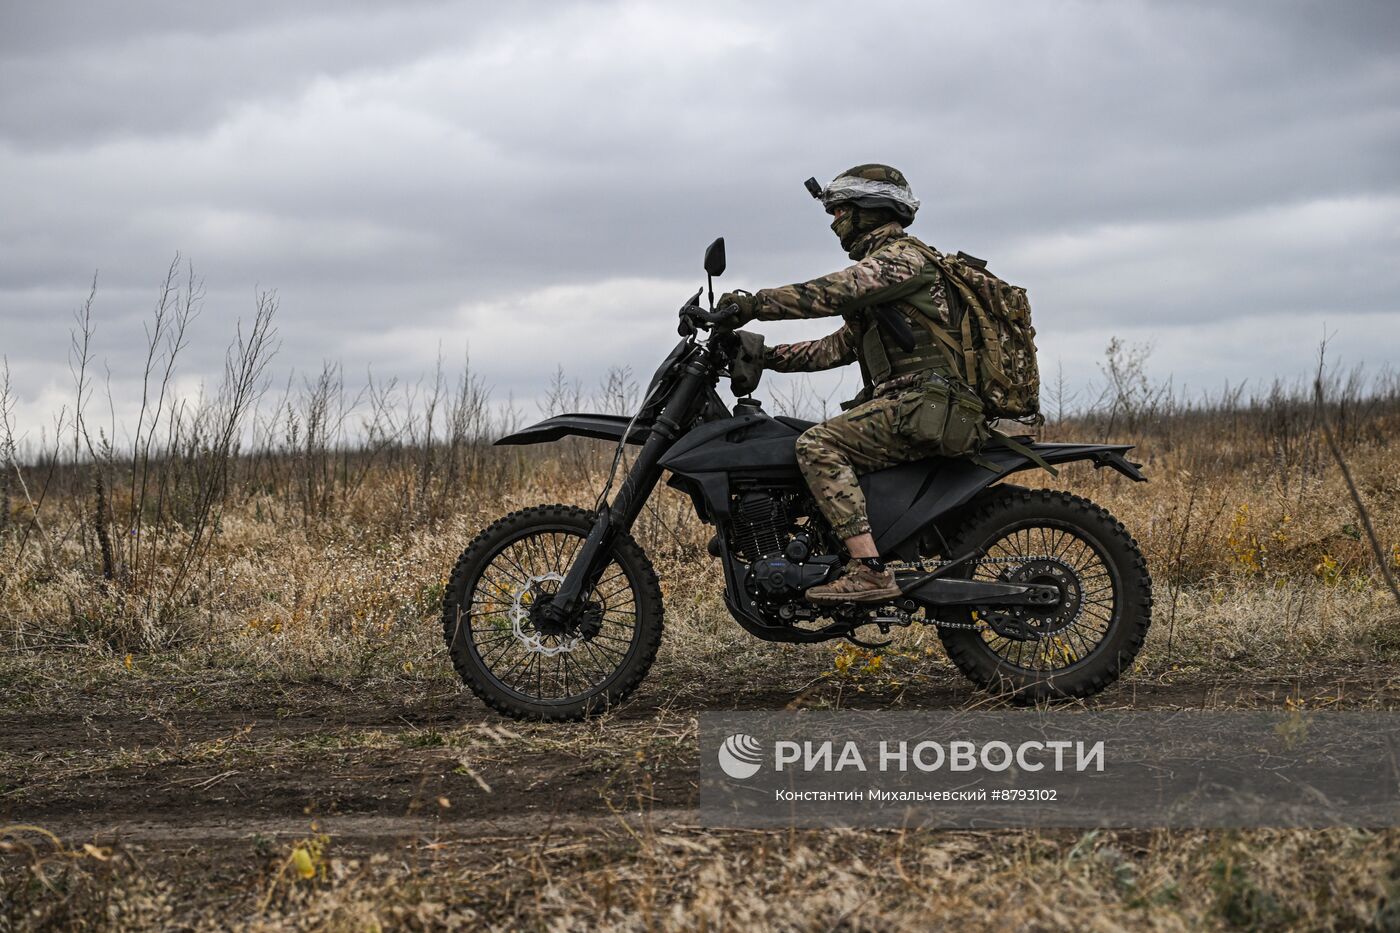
[{"left": 717, "top": 733, "right": 764, "bottom": 779}]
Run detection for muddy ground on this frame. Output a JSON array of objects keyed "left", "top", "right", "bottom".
[
  {"left": 5, "top": 666, "right": 1400, "bottom": 929},
  {"left": 10, "top": 669, "right": 1400, "bottom": 838}
]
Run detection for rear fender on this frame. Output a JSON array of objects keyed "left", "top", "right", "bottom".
[{"left": 868, "top": 440, "right": 1145, "bottom": 558}]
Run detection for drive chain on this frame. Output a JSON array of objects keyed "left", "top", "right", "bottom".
[{"left": 888, "top": 555, "right": 1056, "bottom": 631}]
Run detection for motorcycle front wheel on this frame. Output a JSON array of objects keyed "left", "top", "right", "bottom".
[{"left": 441, "top": 504, "right": 664, "bottom": 721}]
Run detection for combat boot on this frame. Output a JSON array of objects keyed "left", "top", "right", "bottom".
[{"left": 807, "top": 558, "right": 902, "bottom": 604}]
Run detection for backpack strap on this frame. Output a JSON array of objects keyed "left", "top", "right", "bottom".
[
  {"left": 958, "top": 300, "right": 977, "bottom": 388},
  {"left": 913, "top": 316, "right": 971, "bottom": 385},
  {"left": 904, "top": 243, "right": 981, "bottom": 387},
  {"left": 840, "top": 268, "right": 975, "bottom": 386},
  {"left": 836, "top": 245, "right": 981, "bottom": 389},
  {"left": 986, "top": 429, "right": 1059, "bottom": 477},
  {"left": 837, "top": 264, "right": 938, "bottom": 315}
]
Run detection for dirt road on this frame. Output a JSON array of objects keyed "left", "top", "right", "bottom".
[
  {"left": 5, "top": 667, "right": 1400, "bottom": 928},
  {"left": 7, "top": 667, "right": 1397, "bottom": 847}
]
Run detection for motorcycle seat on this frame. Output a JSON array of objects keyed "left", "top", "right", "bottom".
[
  {"left": 774, "top": 416, "right": 817, "bottom": 432},
  {"left": 774, "top": 416, "right": 1036, "bottom": 452}
]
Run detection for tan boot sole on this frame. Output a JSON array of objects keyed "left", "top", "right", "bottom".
[{"left": 806, "top": 583, "right": 903, "bottom": 605}]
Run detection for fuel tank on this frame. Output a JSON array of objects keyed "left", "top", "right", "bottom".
[
  {"left": 659, "top": 414, "right": 804, "bottom": 522},
  {"left": 659, "top": 413, "right": 803, "bottom": 475},
  {"left": 660, "top": 411, "right": 965, "bottom": 544}
]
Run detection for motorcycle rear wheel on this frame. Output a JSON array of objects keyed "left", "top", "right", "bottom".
[
  {"left": 936, "top": 488, "right": 1152, "bottom": 702},
  {"left": 441, "top": 504, "right": 664, "bottom": 720}
]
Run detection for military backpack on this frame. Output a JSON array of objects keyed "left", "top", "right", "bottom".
[
  {"left": 916, "top": 247, "right": 1043, "bottom": 425},
  {"left": 834, "top": 240, "right": 1044, "bottom": 425}
]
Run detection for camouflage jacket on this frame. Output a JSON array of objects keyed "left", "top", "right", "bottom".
[{"left": 755, "top": 223, "right": 952, "bottom": 380}]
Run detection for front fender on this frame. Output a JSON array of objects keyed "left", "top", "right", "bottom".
[{"left": 494, "top": 413, "right": 649, "bottom": 447}]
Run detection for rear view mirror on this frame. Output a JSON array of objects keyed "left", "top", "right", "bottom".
[{"left": 704, "top": 237, "right": 726, "bottom": 277}]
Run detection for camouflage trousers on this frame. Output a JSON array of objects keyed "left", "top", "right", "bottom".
[{"left": 795, "top": 380, "right": 987, "bottom": 540}]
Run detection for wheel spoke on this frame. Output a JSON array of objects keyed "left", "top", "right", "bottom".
[
  {"left": 583, "top": 638, "right": 624, "bottom": 672},
  {"left": 961, "top": 520, "right": 1119, "bottom": 673},
  {"left": 454, "top": 523, "right": 644, "bottom": 703}
]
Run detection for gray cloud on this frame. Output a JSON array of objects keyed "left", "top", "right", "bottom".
[{"left": 2, "top": 0, "right": 1398, "bottom": 439}]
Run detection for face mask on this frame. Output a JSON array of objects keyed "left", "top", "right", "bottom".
[{"left": 830, "top": 209, "right": 861, "bottom": 254}]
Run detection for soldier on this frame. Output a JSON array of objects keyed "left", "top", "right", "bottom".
[{"left": 716, "top": 164, "right": 988, "bottom": 603}]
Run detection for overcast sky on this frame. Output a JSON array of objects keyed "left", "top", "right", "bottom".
[{"left": 2, "top": 0, "right": 1398, "bottom": 441}]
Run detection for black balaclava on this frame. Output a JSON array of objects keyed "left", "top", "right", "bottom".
[{"left": 830, "top": 204, "right": 903, "bottom": 259}]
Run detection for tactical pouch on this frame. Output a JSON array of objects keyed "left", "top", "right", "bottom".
[
  {"left": 898, "top": 381, "right": 985, "bottom": 456},
  {"left": 943, "top": 392, "right": 986, "bottom": 454},
  {"left": 728, "top": 330, "right": 767, "bottom": 397},
  {"left": 899, "top": 381, "right": 950, "bottom": 446}
]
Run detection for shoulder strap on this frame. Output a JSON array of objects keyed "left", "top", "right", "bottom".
[
  {"left": 959, "top": 303, "right": 977, "bottom": 387},
  {"left": 987, "top": 429, "right": 1059, "bottom": 477},
  {"left": 836, "top": 244, "right": 982, "bottom": 386},
  {"left": 913, "top": 316, "right": 970, "bottom": 382},
  {"left": 904, "top": 243, "right": 980, "bottom": 381},
  {"left": 837, "top": 264, "right": 938, "bottom": 316}
]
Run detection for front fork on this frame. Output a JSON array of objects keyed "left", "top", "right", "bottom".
[{"left": 541, "top": 357, "right": 711, "bottom": 627}]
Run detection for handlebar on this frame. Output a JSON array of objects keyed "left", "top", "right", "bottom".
[{"left": 678, "top": 302, "right": 742, "bottom": 336}]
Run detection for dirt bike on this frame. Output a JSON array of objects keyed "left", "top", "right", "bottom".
[{"left": 441, "top": 238, "right": 1152, "bottom": 720}]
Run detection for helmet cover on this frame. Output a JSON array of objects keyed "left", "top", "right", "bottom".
[{"left": 819, "top": 163, "right": 920, "bottom": 224}]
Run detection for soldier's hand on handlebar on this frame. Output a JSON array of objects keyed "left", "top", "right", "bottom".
[
  {"left": 692, "top": 306, "right": 741, "bottom": 329},
  {"left": 706, "top": 292, "right": 758, "bottom": 328}
]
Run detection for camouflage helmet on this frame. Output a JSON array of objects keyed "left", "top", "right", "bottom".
[{"left": 818, "top": 164, "right": 920, "bottom": 225}]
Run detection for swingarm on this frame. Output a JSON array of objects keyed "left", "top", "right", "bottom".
[
  {"left": 899, "top": 574, "right": 1060, "bottom": 609},
  {"left": 891, "top": 550, "right": 1060, "bottom": 610}
]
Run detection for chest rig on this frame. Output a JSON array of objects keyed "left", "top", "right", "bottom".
[
  {"left": 845, "top": 232, "right": 955, "bottom": 391},
  {"left": 854, "top": 304, "right": 949, "bottom": 388}
]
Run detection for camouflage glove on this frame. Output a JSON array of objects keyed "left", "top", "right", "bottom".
[{"left": 715, "top": 291, "right": 759, "bottom": 326}]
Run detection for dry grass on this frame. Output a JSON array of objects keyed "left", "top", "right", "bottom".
[
  {"left": 4, "top": 309, "right": 1400, "bottom": 928},
  {"left": 9, "top": 417, "right": 1400, "bottom": 711},
  {"left": 8, "top": 805, "right": 1400, "bottom": 930}
]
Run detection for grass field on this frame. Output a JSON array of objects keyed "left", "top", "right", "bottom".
[{"left": 4, "top": 327, "right": 1400, "bottom": 928}]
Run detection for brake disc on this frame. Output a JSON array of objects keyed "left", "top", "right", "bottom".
[{"left": 509, "top": 573, "right": 581, "bottom": 656}]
